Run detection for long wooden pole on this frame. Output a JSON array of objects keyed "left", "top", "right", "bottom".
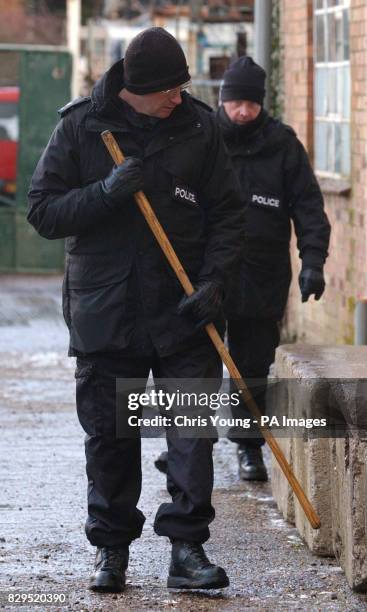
[{"left": 101, "top": 130, "right": 321, "bottom": 530}]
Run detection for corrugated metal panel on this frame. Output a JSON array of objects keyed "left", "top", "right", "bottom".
[
  {"left": 0, "top": 47, "right": 71, "bottom": 272},
  {"left": 17, "top": 49, "right": 71, "bottom": 211}
]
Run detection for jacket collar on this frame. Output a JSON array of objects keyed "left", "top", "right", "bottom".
[{"left": 217, "top": 105, "right": 284, "bottom": 156}]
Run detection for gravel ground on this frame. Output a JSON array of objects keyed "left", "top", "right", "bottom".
[{"left": 1, "top": 274, "right": 367, "bottom": 611}]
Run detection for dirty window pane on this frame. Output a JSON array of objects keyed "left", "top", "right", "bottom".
[
  {"left": 327, "top": 13, "right": 337, "bottom": 61},
  {"left": 316, "top": 14, "right": 326, "bottom": 62},
  {"left": 315, "top": 68, "right": 327, "bottom": 116},
  {"left": 335, "top": 68, "right": 342, "bottom": 116},
  {"left": 341, "top": 65, "right": 350, "bottom": 119},
  {"left": 315, "top": 66, "right": 338, "bottom": 116},
  {"left": 325, "top": 67, "right": 337, "bottom": 114},
  {"left": 334, "top": 123, "right": 342, "bottom": 174},
  {"left": 335, "top": 9, "right": 344, "bottom": 61},
  {"left": 343, "top": 10, "right": 349, "bottom": 59},
  {"left": 315, "top": 121, "right": 328, "bottom": 172},
  {"left": 315, "top": 0, "right": 324, "bottom": 9},
  {"left": 326, "top": 122, "right": 334, "bottom": 173},
  {"left": 327, "top": 0, "right": 341, "bottom": 6}
]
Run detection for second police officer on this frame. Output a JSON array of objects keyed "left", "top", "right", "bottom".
[{"left": 218, "top": 56, "right": 331, "bottom": 480}]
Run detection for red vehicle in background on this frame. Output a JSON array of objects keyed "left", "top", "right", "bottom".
[{"left": 0, "top": 86, "right": 20, "bottom": 200}]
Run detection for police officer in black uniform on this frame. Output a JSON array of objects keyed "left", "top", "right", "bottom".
[
  {"left": 217, "top": 56, "right": 331, "bottom": 480},
  {"left": 27, "top": 28, "right": 244, "bottom": 592}
]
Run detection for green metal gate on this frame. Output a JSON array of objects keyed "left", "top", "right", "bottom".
[{"left": 0, "top": 44, "right": 72, "bottom": 272}]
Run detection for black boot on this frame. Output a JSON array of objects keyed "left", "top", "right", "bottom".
[
  {"left": 168, "top": 540, "right": 229, "bottom": 589},
  {"left": 154, "top": 450, "right": 168, "bottom": 474},
  {"left": 89, "top": 546, "right": 129, "bottom": 592},
  {"left": 238, "top": 446, "right": 268, "bottom": 481}
]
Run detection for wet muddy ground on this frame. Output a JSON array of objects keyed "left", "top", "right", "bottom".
[{"left": 1, "top": 275, "right": 367, "bottom": 611}]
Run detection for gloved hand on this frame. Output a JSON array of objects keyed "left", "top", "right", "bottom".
[
  {"left": 100, "top": 157, "right": 143, "bottom": 208},
  {"left": 177, "top": 280, "right": 223, "bottom": 329},
  {"left": 299, "top": 266, "right": 325, "bottom": 303}
]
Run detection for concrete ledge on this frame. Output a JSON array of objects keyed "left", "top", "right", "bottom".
[
  {"left": 329, "top": 377, "right": 367, "bottom": 592},
  {"left": 270, "top": 344, "right": 367, "bottom": 590},
  {"left": 271, "top": 436, "right": 295, "bottom": 524},
  {"left": 270, "top": 345, "right": 333, "bottom": 555}
]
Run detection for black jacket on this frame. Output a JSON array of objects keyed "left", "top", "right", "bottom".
[
  {"left": 28, "top": 60, "right": 245, "bottom": 356},
  {"left": 217, "top": 107, "right": 331, "bottom": 320}
]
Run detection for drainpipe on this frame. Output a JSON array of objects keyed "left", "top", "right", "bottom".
[
  {"left": 66, "top": 0, "right": 81, "bottom": 98},
  {"left": 254, "top": 0, "right": 272, "bottom": 110},
  {"left": 354, "top": 299, "right": 367, "bottom": 345}
]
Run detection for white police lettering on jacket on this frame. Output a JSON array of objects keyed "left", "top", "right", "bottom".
[
  {"left": 251, "top": 193, "right": 280, "bottom": 208},
  {"left": 173, "top": 183, "right": 198, "bottom": 206}
]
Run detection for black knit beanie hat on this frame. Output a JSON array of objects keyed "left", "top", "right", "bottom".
[
  {"left": 221, "top": 56, "right": 266, "bottom": 105},
  {"left": 124, "top": 27, "right": 191, "bottom": 94}
]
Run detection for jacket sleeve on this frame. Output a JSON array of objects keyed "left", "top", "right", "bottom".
[
  {"left": 198, "top": 116, "right": 245, "bottom": 287},
  {"left": 27, "top": 114, "right": 112, "bottom": 240},
  {"left": 285, "top": 132, "right": 331, "bottom": 268}
]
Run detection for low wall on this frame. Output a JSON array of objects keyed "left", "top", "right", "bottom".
[{"left": 270, "top": 345, "right": 367, "bottom": 591}]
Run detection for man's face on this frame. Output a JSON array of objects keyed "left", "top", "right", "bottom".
[
  {"left": 223, "top": 100, "right": 261, "bottom": 125},
  {"left": 137, "top": 86, "right": 184, "bottom": 118}
]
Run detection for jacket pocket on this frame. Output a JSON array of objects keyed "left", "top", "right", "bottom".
[
  {"left": 75, "top": 362, "right": 101, "bottom": 436},
  {"left": 75, "top": 361, "right": 118, "bottom": 437},
  {"left": 67, "top": 252, "right": 132, "bottom": 289},
  {"left": 65, "top": 252, "right": 133, "bottom": 353}
]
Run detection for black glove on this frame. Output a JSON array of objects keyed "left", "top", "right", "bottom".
[
  {"left": 177, "top": 280, "right": 223, "bottom": 329},
  {"left": 100, "top": 157, "right": 143, "bottom": 208},
  {"left": 299, "top": 266, "right": 325, "bottom": 303}
]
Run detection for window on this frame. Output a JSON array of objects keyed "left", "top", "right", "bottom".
[{"left": 314, "top": 0, "right": 350, "bottom": 178}]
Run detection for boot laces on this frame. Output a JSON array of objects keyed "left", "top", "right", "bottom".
[
  {"left": 99, "top": 547, "right": 127, "bottom": 570},
  {"left": 186, "top": 543, "right": 211, "bottom": 568}
]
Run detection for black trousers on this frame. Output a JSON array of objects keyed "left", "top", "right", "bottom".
[
  {"left": 227, "top": 317, "right": 280, "bottom": 448},
  {"left": 75, "top": 341, "right": 222, "bottom": 547}
]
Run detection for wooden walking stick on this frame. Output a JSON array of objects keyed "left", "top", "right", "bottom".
[{"left": 101, "top": 130, "right": 321, "bottom": 530}]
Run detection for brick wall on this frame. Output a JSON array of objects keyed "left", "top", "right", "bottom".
[
  {"left": 281, "top": 0, "right": 367, "bottom": 345},
  {"left": 0, "top": 0, "right": 64, "bottom": 45}
]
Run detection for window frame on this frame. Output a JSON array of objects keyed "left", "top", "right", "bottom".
[{"left": 313, "top": 0, "right": 351, "bottom": 179}]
